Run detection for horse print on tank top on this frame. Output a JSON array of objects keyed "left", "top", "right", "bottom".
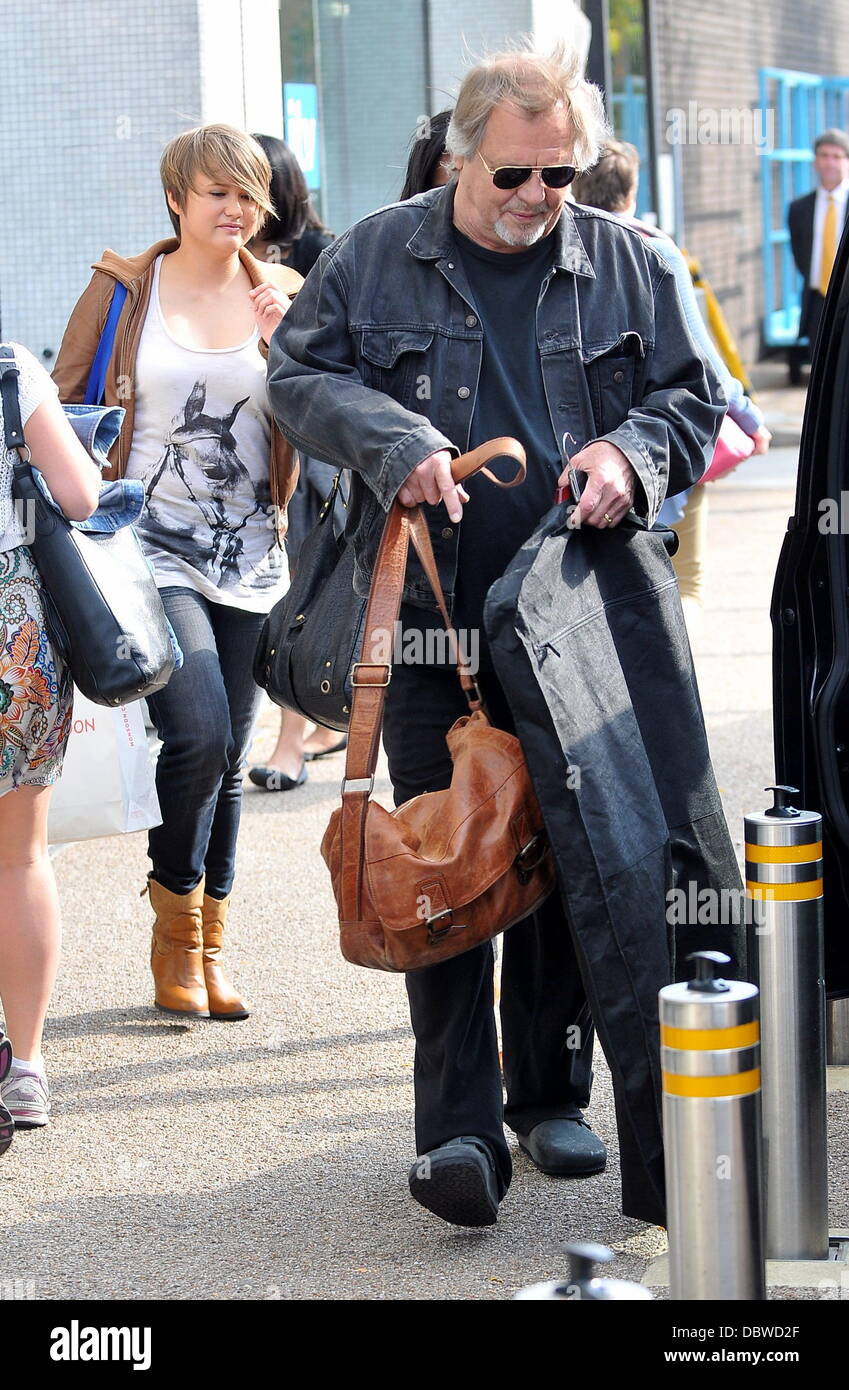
[{"left": 140, "top": 379, "right": 270, "bottom": 588}]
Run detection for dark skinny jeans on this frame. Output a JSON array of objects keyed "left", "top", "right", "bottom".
[{"left": 146, "top": 586, "right": 266, "bottom": 900}]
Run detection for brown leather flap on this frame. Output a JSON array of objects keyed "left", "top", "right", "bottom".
[{"left": 362, "top": 714, "right": 545, "bottom": 932}]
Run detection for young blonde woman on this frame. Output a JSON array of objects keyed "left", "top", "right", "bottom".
[
  {"left": 0, "top": 344, "right": 101, "bottom": 1138},
  {"left": 54, "top": 125, "right": 302, "bottom": 1020}
]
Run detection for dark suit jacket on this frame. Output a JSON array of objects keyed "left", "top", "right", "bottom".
[{"left": 788, "top": 188, "right": 849, "bottom": 338}]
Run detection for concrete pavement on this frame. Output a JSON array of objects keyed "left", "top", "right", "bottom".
[{"left": 2, "top": 367, "right": 845, "bottom": 1301}]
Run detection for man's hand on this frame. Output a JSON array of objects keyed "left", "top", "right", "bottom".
[
  {"left": 250, "top": 282, "right": 292, "bottom": 346},
  {"left": 397, "top": 449, "right": 469, "bottom": 522},
  {"left": 558, "top": 440, "right": 637, "bottom": 527}
]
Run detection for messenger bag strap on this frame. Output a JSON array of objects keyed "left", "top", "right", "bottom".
[{"left": 338, "top": 436, "right": 526, "bottom": 923}]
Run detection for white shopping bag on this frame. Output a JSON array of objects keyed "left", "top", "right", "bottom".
[{"left": 47, "top": 690, "right": 162, "bottom": 844}]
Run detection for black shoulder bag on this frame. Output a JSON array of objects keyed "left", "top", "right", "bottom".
[
  {"left": 0, "top": 348, "right": 175, "bottom": 707},
  {"left": 254, "top": 471, "right": 365, "bottom": 731}
]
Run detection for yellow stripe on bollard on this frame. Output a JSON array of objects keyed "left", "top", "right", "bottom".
[
  {"left": 745, "top": 841, "right": 822, "bottom": 864},
  {"left": 660, "top": 1021, "right": 759, "bottom": 1051},
  {"left": 662, "top": 1068, "right": 761, "bottom": 1098},
  {"left": 746, "top": 879, "right": 823, "bottom": 901}
]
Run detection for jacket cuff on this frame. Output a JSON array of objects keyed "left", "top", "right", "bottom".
[
  {"left": 374, "top": 424, "right": 459, "bottom": 510},
  {"left": 599, "top": 428, "right": 663, "bottom": 525}
]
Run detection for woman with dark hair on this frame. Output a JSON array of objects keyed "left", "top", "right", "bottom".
[
  {"left": 249, "top": 135, "right": 334, "bottom": 276},
  {"left": 246, "top": 136, "right": 344, "bottom": 789},
  {"left": 399, "top": 110, "right": 452, "bottom": 200}
]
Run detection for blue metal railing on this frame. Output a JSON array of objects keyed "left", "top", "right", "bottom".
[{"left": 610, "top": 76, "right": 651, "bottom": 219}]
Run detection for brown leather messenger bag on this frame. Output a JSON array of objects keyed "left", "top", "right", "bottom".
[{"left": 321, "top": 437, "right": 557, "bottom": 971}]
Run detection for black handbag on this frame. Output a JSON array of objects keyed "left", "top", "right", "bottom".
[
  {"left": 254, "top": 472, "right": 366, "bottom": 730},
  {"left": 0, "top": 349, "right": 176, "bottom": 708},
  {"left": 253, "top": 439, "right": 529, "bottom": 731}
]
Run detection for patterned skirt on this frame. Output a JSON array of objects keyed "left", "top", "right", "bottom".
[{"left": 0, "top": 546, "right": 72, "bottom": 796}]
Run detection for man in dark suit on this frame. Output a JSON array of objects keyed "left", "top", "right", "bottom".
[{"left": 787, "top": 128, "right": 849, "bottom": 384}]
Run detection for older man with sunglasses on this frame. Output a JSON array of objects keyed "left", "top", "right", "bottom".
[{"left": 268, "top": 43, "right": 724, "bottom": 1229}]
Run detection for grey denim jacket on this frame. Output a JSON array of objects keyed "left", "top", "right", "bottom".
[{"left": 267, "top": 183, "right": 725, "bottom": 612}]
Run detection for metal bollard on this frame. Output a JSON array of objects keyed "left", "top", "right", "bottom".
[
  {"left": 514, "top": 1242, "right": 653, "bottom": 1300},
  {"left": 745, "top": 785, "right": 828, "bottom": 1259},
  {"left": 661, "top": 950, "right": 765, "bottom": 1300}
]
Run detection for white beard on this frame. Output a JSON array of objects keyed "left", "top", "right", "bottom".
[{"left": 493, "top": 213, "right": 549, "bottom": 248}]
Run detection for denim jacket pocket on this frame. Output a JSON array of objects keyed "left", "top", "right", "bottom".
[
  {"left": 582, "top": 332, "right": 646, "bottom": 437},
  {"left": 359, "top": 328, "right": 435, "bottom": 408}
]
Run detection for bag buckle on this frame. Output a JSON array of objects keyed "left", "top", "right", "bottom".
[
  {"left": 351, "top": 662, "right": 391, "bottom": 688},
  {"left": 515, "top": 834, "right": 547, "bottom": 885},
  {"left": 342, "top": 775, "right": 374, "bottom": 795},
  {"left": 425, "top": 907, "right": 463, "bottom": 944}
]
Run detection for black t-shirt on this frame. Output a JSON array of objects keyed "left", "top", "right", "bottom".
[
  {"left": 398, "top": 227, "right": 561, "bottom": 672},
  {"left": 451, "top": 228, "right": 561, "bottom": 659}
]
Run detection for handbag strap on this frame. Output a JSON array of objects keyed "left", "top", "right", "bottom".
[
  {"left": 338, "top": 436, "right": 526, "bottom": 923},
  {"left": 0, "top": 348, "right": 28, "bottom": 465},
  {"left": 84, "top": 282, "right": 128, "bottom": 405}
]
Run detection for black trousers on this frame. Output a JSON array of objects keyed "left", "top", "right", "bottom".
[
  {"left": 788, "top": 287, "right": 824, "bottom": 382},
  {"left": 382, "top": 660, "right": 595, "bottom": 1197}
]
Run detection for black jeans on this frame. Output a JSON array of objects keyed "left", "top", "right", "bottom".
[
  {"left": 146, "top": 587, "right": 266, "bottom": 899},
  {"left": 382, "top": 660, "right": 595, "bottom": 1198}
]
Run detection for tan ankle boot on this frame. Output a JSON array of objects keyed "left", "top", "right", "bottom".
[
  {"left": 147, "top": 877, "right": 209, "bottom": 1017},
  {"left": 202, "top": 893, "right": 250, "bottom": 1020}
]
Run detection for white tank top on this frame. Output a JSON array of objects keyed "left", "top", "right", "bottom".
[{"left": 125, "top": 256, "right": 287, "bottom": 612}]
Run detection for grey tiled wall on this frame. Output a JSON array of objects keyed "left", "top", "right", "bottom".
[
  {"left": 1, "top": 0, "right": 283, "bottom": 366},
  {"left": 0, "top": 0, "right": 201, "bottom": 363}
]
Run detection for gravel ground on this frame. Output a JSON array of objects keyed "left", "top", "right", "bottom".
[{"left": 3, "top": 379, "right": 845, "bottom": 1301}]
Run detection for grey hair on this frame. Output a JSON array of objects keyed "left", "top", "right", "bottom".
[
  {"left": 445, "top": 38, "right": 611, "bottom": 174},
  {"left": 814, "top": 128, "right": 849, "bottom": 157}
]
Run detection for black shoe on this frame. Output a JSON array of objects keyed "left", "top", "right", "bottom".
[
  {"left": 303, "top": 737, "right": 347, "bottom": 762},
  {"left": 248, "top": 763, "right": 307, "bottom": 791},
  {"left": 408, "top": 1136, "right": 501, "bottom": 1227},
  {"left": 517, "top": 1116, "right": 607, "bottom": 1176}
]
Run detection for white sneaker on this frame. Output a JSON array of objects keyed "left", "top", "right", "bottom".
[{"left": 2, "top": 1065, "right": 50, "bottom": 1128}]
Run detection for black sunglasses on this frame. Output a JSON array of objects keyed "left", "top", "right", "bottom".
[{"left": 477, "top": 150, "right": 577, "bottom": 190}]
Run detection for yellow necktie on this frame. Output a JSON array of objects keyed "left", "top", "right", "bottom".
[{"left": 819, "top": 195, "right": 837, "bottom": 296}]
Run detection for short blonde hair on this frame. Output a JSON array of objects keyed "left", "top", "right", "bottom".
[
  {"left": 446, "top": 39, "right": 610, "bottom": 174},
  {"left": 160, "top": 124, "right": 275, "bottom": 237}
]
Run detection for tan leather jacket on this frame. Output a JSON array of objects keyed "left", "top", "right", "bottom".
[{"left": 52, "top": 238, "right": 303, "bottom": 525}]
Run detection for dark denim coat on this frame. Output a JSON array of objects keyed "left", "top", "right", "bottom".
[
  {"left": 486, "top": 510, "right": 745, "bottom": 1226},
  {"left": 267, "top": 183, "right": 725, "bottom": 612}
]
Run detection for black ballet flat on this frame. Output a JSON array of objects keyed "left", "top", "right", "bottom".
[
  {"left": 303, "top": 737, "right": 348, "bottom": 762},
  {"left": 247, "top": 763, "right": 308, "bottom": 791}
]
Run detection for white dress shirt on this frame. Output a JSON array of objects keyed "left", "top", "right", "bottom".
[{"left": 809, "top": 178, "right": 849, "bottom": 288}]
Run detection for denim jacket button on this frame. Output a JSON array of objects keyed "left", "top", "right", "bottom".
[
  {"left": 441, "top": 526, "right": 454, "bottom": 539},
  {"left": 457, "top": 386, "right": 470, "bottom": 399},
  {"left": 613, "top": 369, "right": 625, "bottom": 383},
  {"left": 465, "top": 314, "right": 478, "bottom": 327},
  {"left": 447, "top": 262, "right": 455, "bottom": 269}
]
